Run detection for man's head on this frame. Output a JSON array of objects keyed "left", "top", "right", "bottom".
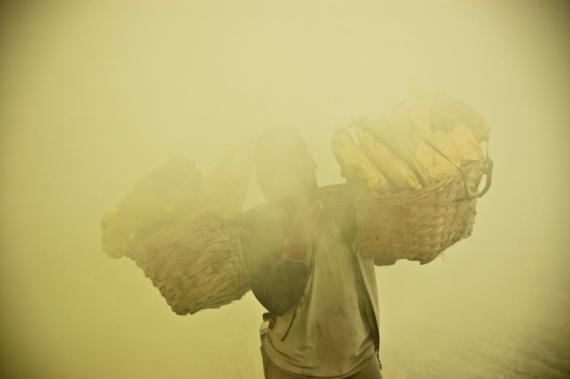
[{"left": 254, "top": 126, "right": 318, "bottom": 208}]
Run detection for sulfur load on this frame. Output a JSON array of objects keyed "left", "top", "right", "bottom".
[
  {"left": 332, "top": 93, "right": 490, "bottom": 193},
  {"left": 332, "top": 93, "right": 493, "bottom": 264}
]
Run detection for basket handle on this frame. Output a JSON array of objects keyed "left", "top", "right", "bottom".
[
  {"left": 463, "top": 138, "right": 493, "bottom": 200},
  {"left": 476, "top": 157, "right": 493, "bottom": 198}
]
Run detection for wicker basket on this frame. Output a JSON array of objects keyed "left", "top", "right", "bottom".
[
  {"left": 127, "top": 209, "right": 250, "bottom": 315},
  {"left": 353, "top": 157, "right": 493, "bottom": 264}
]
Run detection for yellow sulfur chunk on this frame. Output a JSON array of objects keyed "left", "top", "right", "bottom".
[
  {"left": 355, "top": 128, "right": 422, "bottom": 191},
  {"left": 414, "top": 138, "right": 460, "bottom": 184},
  {"left": 414, "top": 126, "right": 484, "bottom": 185},
  {"left": 331, "top": 129, "right": 394, "bottom": 192},
  {"left": 425, "top": 126, "right": 483, "bottom": 168}
]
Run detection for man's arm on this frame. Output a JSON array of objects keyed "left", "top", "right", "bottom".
[
  {"left": 239, "top": 205, "right": 314, "bottom": 316},
  {"left": 249, "top": 254, "right": 310, "bottom": 315}
]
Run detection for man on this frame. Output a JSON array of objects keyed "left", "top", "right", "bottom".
[{"left": 240, "top": 126, "right": 394, "bottom": 379}]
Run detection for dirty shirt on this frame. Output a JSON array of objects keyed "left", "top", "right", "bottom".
[{"left": 262, "top": 208, "right": 378, "bottom": 377}]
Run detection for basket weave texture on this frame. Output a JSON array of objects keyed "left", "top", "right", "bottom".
[
  {"left": 101, "top": 151, "right": 253, "bottom": 315},
  {"left": 353, "top": 159, "right": 487, "bottom": 264},
  {"left": 128, "top": 210, "right": 250, "bottom": 315}
]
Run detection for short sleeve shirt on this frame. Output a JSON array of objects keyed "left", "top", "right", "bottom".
[{"left": 262, "top": 206, "right": 378, "bottom": 377}]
